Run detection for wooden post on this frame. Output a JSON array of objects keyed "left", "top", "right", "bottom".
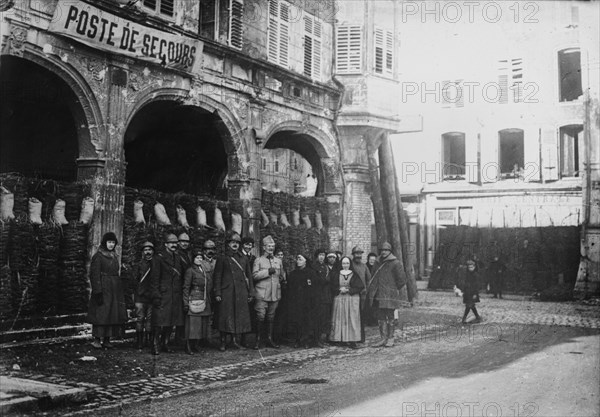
[
  {"left": 367, "top": 139, "right": 388, "bottom": 247},
  {"left": 388, "top": 137, "right": 419, "bottom": 302},
  {"left": 378, "top": 135, "right": 405, "bottom": 275}
]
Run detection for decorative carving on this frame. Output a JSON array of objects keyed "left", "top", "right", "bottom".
[
  {"left": 261, "top": 108, "right": 286, "bottom": 130},
  {"left": 7, "top": 25, "right": 27, "bottom": 56},
  {"left": 322, "top": 158, "right": 343, "bottom": 193},
  {"left": 77, "top": 55, "right": 108, "bottom": 87}
]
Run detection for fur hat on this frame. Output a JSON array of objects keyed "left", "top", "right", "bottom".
[
  {"left": 101, "top": 232, "right": 118, "bottom": 247},
  {"left": 241, "top": 237, "right": 255, "bottom": 245}
]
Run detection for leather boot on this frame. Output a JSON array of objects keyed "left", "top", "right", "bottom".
[
  {"left": 151, "top": 328, "right": 161, "bottom": 356},
  {"left": 161, "top": 328, "right": 174, "bottom": 353},
  {"left": 266, "top": 321, "right": 280, "bottom": 349},
  {"left": 371, "top": 320, "right": 388, "bottom": 347},
  {"left": 385, "top": 321, "right": 395, "bottom": 347},
  {"left": 219, "top": 333, "right": 226, "bottom": 352},
  {"left": 136, "top": 330, "right": 144, "bottom": 351},
  {"left": 185, "top": 340, "right": 194, "bottom": 355},
  {"left": 253, "top": 321, "right": 264, "bottom": 350}
]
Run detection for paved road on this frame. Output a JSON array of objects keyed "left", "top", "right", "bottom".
[{"left": 6, "top": 291, "right": 600, "bottom": 416}]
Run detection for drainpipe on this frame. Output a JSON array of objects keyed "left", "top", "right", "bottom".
[{"left": 331, "top": 75, "right": 348, "bottom": 251}]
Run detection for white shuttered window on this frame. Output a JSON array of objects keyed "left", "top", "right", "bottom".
[
  {"left": 374, "top": 27, "right": 393, "bottom": 76},
  {"left": 268, "top": 0, "right": 290, "bottom": 68},
  {"left": 303, "top": 15, "right": 322, "bottom": 80},
  {"left": 336, "top": 25, "right": 362, "bottom": 74}
]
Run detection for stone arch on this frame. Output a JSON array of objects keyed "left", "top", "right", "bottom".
[
  {"left": 263, "top": 120, "right": 342, "bottom": 195},
  {"left": 125, "top": 89, "right": 248, "bottom": 165},
  {"left": 124, "top": 89, "right": 249, "bottom": 195},
  {"left": 1, "top": 49, "right": 104, "bottom": 162}
]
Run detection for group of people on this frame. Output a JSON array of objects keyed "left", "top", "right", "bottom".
[{"left": 86, "top": 231, "right": 410, "bottom": 354}]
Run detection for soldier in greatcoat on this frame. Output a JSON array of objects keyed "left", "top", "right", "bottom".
[
  {"left": 149, "top": 233, "right": 184, "bottom": 355},
  {"left": 367, "top": 242, "right": 407, "bottom": 348},
  {"left": 213, "top": 232, "right": 254, "bottom": 351},
  {"left": 132, "top": 241, "right": 155, "bottom": 351}
]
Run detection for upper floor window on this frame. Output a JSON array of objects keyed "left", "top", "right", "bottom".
[
  {"left": 335, "top": 25, "right": 362, "bottom": 74},
  {"left": 558, "top": 48, "right": 582, "bottom": 102},
  {"left": 268, "top": 0, "right": 290, "bottom": 68},
  {"left": 442, "top": 132, "right": 466, "bottom": 178},
  {"left": 559, "top": 124, "right": 583, "bottom": 177},
  {"left": 374, "top": 27, "right": 393, "bottom": 76},
  {"left": 498, "top": 129, "right": 524, "bottom": 176},
  {"left": 274, "top": 160, "right": 280, "bottom": 173},
  {"left": 303, "top": 14, "right": 322, "bottom": 80},
  {"left": 200, "top": 0, "right": 219, "bottom": 40},
  {"left": 442, "top": 80, "right": 464, "bottom": 108},
  {"left": 262, "top": 157, "right": 267, "bottom": 171},
  {"left": 142, "top": 0, "right": 174, "bottom": 19}
]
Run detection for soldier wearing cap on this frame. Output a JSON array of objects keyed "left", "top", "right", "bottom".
[
  {"left": 202, "top": 239, "right": 217, "bottom": 274},
  {"left": 252, "top": 235, "right": 284, "bottom": 349},
  {"left": 367, "top": 242, "right": 407, "bottom": 348},
  {"left": 132, "top": 241, "right": 155, "bottom": 351},
  {"left": 213, "top": 231, "right": 254, "bottom": 351},
  {"left": 149, "top": 233, "right": 185, "bottom": 355},
  {"left": 351, "top": 246, "right": 371, "bottom": 342},
  {"left": 177, "top": 232, "right": 192, "bottom": 272}
]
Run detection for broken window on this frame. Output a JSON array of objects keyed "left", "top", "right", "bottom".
[
  {"left": 142, "top": 0, "right": 174, "bottom": 19},
  {"left": 559, "top": 124, "right": 583, "bottom": 177},
  {"left": 442, "top": 132, "right": 466, "bottom": 178},
  {"left": 498, "top": 129, "right": 524, "bottom": 176},
  {"left": 558, "top": 48, "right": 582, "bottom": 102},
  {"left": 336, "top": 25, "right": 362, "bottom": 74},
  {"left": 199, "top": 0, "right": 243, "bottom": 49}
]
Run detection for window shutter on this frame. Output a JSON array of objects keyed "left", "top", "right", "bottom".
[
  {"left": 511, "top": 58, "right": 523, "bottom": 103},
  {"left": 455, "top": 80, "right": 464, "bottom": 108},
  {"left": 303, "top": 15, "right": 322, "bottom": 80},
  {"left": 542, "top": 128, "right": 558, "bottom": 181},
  {"left": 374, "top": 28, "right": 384, "bottom": 73},
  {"left": 143, "top": 0, "right": 157, "bottom": 10},
  {"left": 268, "top": 0, "right": 279, "bottom": 63},
  {"left": 229, "top": 0, "right": 244, "bottom": 50},
  {"left": 385, "top": 30, "right": 393, "bottom": 73},
  {"left": 278, "top": 2, "right": 289, "bottom": 67},
  {"left": 336, "top": 25, "right": 362, "bottom": 74},
  {"left": 160, "top": 0, "right": 174, "bottom": 17}
]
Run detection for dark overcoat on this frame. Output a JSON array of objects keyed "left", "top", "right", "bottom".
[
  {"left": 87, "top": 248, "right": 127, "bottom": 326},
  {"left": 183, "top": 262, "right": 213, "bottom": 317},
  {"left": 367, "top": 253, "right": 407, "bottom": 310},
  {"left": 150, "top": 249, "right": 185, "bottom": 327},
  {"left": 286, "top": 266, "right": 319, "bottom": 338},
  {"left": 487, "top": 260, "right": 507, "bottom": 293},
  {"left": 132, "top": 258, "right": 153, "bottom": 304},
  {"left": 213, "top": 251, "right": 253, "bottom": 333},
  {"left": 458, "top": 268, "right": 481, "bottom": 305}
]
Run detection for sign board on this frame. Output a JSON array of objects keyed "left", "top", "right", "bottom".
[{"left": 49, "top": 3, "right": 202, "bottom": 73}]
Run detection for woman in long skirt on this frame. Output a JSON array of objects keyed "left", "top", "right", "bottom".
[
  {"left": 183, "top": 250, "right": 213, "bottom": 354},
  {"left": 87, "top": 232, "right": 127, "bottom": 349},
  {"left": 330, "top": 256, "right": 364, "bottom": 349}
]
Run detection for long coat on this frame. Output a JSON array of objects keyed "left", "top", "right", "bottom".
[
  {"left": 458, "top": 268, "right": 481, "bottom": 306},
  {"left": 183, "top": 263, "right": 213, "bottom": 317},
  {"left": 311, "top": 261, "right": 332, "bottom": 305},
  {"left": 213, "top": 251, "right": 253, "bottom": 333},
  {"left": 87, "top": 248, "right": 127, "bottom": 326},
  {"left": 132, "top": 258, "right": 153, "bottom": 304},
  {"left": 286, "top": 266, "right": 319, "bottom": 338},
  {"left": 487, "top": 260, "right": 507, "bottom": 294},
  {"left": 367, "top": 253, "right": 407, "bottom": 310},
  {"left": 150, "top": 249, "right": 185, "bottom": 327}
]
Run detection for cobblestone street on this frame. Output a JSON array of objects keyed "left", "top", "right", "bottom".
[{"left": 3, "top": 290, "right": 599, "bottom": 416}]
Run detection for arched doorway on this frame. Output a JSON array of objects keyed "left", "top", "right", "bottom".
[
  {"left": 0, "top": 56, "right": 84, "bottom": 181},
  {"left": 124, "top": 101, "right": 229, "bottom": 198},
  {"left": 262, "top": 130, "right": 326, "bottom": 197}
]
